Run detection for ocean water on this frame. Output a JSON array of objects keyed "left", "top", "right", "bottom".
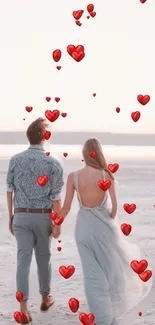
[{"left": 0, "top": 146, "right": 155, "bottom": 324}]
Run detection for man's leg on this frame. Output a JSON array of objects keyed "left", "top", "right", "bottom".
[
  {"left": 33, "top": 214, "right": 53, "bottom": 310},
  {"left": 13, "top": 217, "right": 34, "bottom": 315}
]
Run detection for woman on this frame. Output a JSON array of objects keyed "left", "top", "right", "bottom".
[{"left": 59, "top": 138, "right": 153, "bottom": 325}]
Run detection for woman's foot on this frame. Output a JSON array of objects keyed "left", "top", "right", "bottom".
[
  {"left": 21, "top": 312, "right": 32, "bottom": 324},
  {"left": 40, "top": 295, "right": 54, "bottom": 312}
]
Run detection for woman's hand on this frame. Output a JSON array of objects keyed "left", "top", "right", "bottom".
[{"left": 52, "top": 225, "right": 61, "bottom": 238}]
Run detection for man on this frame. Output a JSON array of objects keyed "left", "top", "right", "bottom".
[{"left": 6, "top": 117, "right": 64, "bottom": 324}]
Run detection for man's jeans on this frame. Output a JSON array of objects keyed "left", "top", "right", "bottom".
[{"left": 13, "top": 212, "right": 52, "bottom": 301}]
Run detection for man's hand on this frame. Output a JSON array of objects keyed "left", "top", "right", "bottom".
[
  {"left": 52, "top": 225, "right": 61, "bottom": 238},
  {"left": 9, "top": 222, "right": 14, "bottom": 235}
]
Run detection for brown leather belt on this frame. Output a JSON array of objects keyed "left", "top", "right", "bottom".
[{"left": 14, "top": 208, "right": 52, "bottom": 214}]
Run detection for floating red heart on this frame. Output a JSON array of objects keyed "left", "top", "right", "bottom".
[
  {"left": 52, "top": 49, "right": 62, "bottom": 62},
  {"left": 15, "top": 291, "right": 24, "bottom": 302},
  {"left": 50, "top": 212, "right": 58, "bottom": 221},
  {"left": 137, "top": 94, "right": 150, "bottom": 105},
  {"left": 46, "top": 97, "right": 51, "bottom": 102},
  {"left": 55, "top": 97, "right": 60, "bottom": 103},
  {"left": 138, "top": 270, "right": 152, "bottom": 282},
  {"left": 123, "top": 203, "right": 136, "bottom": 214},
  {"left": 121, "top": 223, "right": 132, "bottom": 236},
  {"left": 76, "top": 20, "right": 82, "bottom": 26},
  {"left": 46, "top": 152, "right": 50, "bottom": 156},
  {"left": 61, "top": 112, "right": 67, "bottom": 118},
  {"left": 87, "top": 15, "right": 90, "bottom": 19},
  {"left": 56, "top": 66, "right": 61, "bottom": 70},
  {"left": 37, "top": 176, "right": 48, "bottom": 187},
  {"left": 90, "top": 12, "right": 96, "bottom": 17},
  {"left": 139, "top": 0, "right": 147, "bottom": 3},
  {"left": 87, "top": 4, "right": 94, "bottom": 13},
  {"left": 42, "top": 130, "right": 51, "bottom": 140},
  {"left": 58, "top": 239, "right": 61, "bottom": 243},
  {"left": 79, "top": 313, "right": 95, "bottom": 325},
  {"left": 59, "top": 265, "right": 75, "bottom": 279},
  {"left": 57, "top": 246, "right": 62, "bottom": 251},
  {"left": 131, "top": 111, "right": 141, "bottom": 122},
  {"left": 89, "top": 151, "right": 96, "bottom": 158},
  {"left": 98, "top": 180, "right": 111, "bottom": 191},
  {"left": 14, "top": 312, "right": 25, "bottom": 324},
  {"left": 63, "top": 152, "right": 68, "bottom": 157},
  {"left": 93, "top": 93, "right": 96, "bottom": 97},
  {"left": 25, "top": 106, "right": 33, "bottom": 113},
  {"left": 54, "top": 216, "right": 64, "bottom": 226},
  {"left": 116, "top": 107, "right": 120, "bottom": 113},
  {"left": 67, "top": 45, "right": 85, "bottom": 62},
  {"left": 130, "top": 260, "right": 148, "bottom": 274},
  {"left": 45, "top": 109, "right": 60, "bottom": 122},
  {"left": 138, "top": 312, "right": 142, "bottom": 316},
  {"left": 108, "top": 163, "right": 119, "bottom": 173},
  {"left": 81, "top": 159, "right": 84, "bottom": 162},
  {"left": 72, "top": 10, "right": 84, "bottom": 20},
  {"left": 68, "top": 297, "right": 79, "bottom": 313}
]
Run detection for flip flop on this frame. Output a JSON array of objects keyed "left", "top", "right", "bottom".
[{"left": 40, "top": 296, "right": 54, "bottom": 312}]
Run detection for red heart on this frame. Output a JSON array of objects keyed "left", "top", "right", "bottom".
[
  {"left": 68, "top": 297, "right": 79, "bottom": 313},
  {"left": 42, "top": 130, "right": 51, "bottom": 140},
  {"left": 138, "top": 312, "right": 142, "bottom": 316},
  {"left": 121, "top": 223, "right": 132, "bottom": 236},
  {"left": 87, "top": 4, "right": 94, "bottom": 13},
  {"left": 57, "top": 246, "right": 62, "bottom": 251},
  {"left": 46, "top": 152, "right": 50, "bottom": 156},
  {"left": 54, "top": 216, "right": 64, "bottom": 226},
  {"left": 90, "top": 12, "right": 96, "bottom": 17},
  {"left": 45, "top": 109, "right": 60, "bottom": 122},
  {"left": 59, "top": 265, "right": 75, "bottom": 279},
  {"left": 46, "top": 97, "right": 51, "bottom": 102},
  {"left": 25, "top": 106, "right": 33, "bottom": 113},
  {"left": 50, "top": 212, "right": 58, "bottom": 221},
  {"left": 79, "top": 313, "right": 95, "bottom": 325},
  {"left": 81, "top": 159, "right": 84, "bottom": 162},
  {"left": 58, "top": 239, "right": 61, "bottom": 243},
  {"left": 55, "top": 97, "right": 60, "bottom": 102},
  {"left": 15, "top": 291, "right": 24, "bottom": 302},
  {"left": 56, "top": 66, "right": 61, "bottom": 70},
  {"left": 52, "top": 49, "right": 62, "bottom": 62},
  {"left": 131, "top": 111, "right": 141, "bottom": 122},
  {"left": 137, "top": 94, "right": 150, "bottom": 105},
  {"left": 89, "top": 151, "right": 96, "bottom": 158},
  {"left": 63, "top": 152, "right": 68, "bottom": 157},
  {"left": 116, "top": 107, "right": 120, "bottom": 113},
  {"left": 98, "top": 180, "right": 111, "bottom": 191},
  {"left": 130, "top": 260, "right": 148, "bottom": 274},
  {"left": 139, "top": 0, "right": 147, "bottom": 3},
  {"left": 87, "top": 15, "right": 90, "bottom": 19},
  {"left": 67, "top": 45, "right": 85, "bottom": 62},
  {"left": 76, "top": 20, "right": 82, "bottom": 26},
  {"left": 124, "top": 203, "right": 136, "bottom": 214},
  {"left": 138, "top": 270, "right": 152, "bottom": 282},
  {"left": 37, "top": 176, "right": 48, "bottom": 187},
  {"left": 72, "top": 10, "right": 84, "bottom": 20},
  {"left": 93, "top": 93, "right": 96, "bottom": 97},
  {"left": 61, "top": 112, "right": 67, "bottom": 118},
  {"left": 108, "top": 163, "right": 119, "bottom": 173},
  {"left": 14, "top": 312, "right": 25, "bottom": 324}
]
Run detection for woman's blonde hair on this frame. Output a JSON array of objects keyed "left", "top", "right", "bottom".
[{"left": 82, "top": 138, "right": 114, "bottom": 180}]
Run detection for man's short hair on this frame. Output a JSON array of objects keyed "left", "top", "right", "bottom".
[{"left": 26, "top": 117, "right": 49, "bottom": 145}]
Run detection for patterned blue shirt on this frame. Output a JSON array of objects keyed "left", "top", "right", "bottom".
[{"left": 6, "top": 145, "right": 64, "bottom": 209}]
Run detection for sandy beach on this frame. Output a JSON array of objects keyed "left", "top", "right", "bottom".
[{"left": 0, "top": 157, "right": 155, "bottom": 325}]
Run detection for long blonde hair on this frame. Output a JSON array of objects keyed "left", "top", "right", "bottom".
[{"left": 82, "top": 138, "right": 114, "bottom": 180}]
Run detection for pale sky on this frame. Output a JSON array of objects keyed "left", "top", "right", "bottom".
[{"left": 0, "top": 0, "right": 155, "bottom": 133}]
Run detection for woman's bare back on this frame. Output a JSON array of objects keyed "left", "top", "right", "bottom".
[{"left": 75, "top": 166, "right": 107, "bottom": 207}]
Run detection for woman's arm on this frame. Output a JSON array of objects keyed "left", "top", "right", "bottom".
[
  {"left": 106, "top": 172, "right": 117, "bottom": 219},
  {"left": 59, "top": 173, "right": 75, "bottom": 218}
]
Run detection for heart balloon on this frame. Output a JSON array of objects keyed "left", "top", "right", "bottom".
[
  {"left": 130, "top": 260, "right": 148, "bottom": 274},
  {"left": 14, "top": 312, "right": 25, "bottom": 324},
  {"left": 55, "top": 97, "right": 60, "bottom": 102},
  {"left": 138, "top": 270, "right": 152, "bottom": 282},
  {"left": 123, "top": 203, "right": 136, "bottom": 214},
  {"left": 61, "top": 112, "right": 67, "bottom": 118},
  {"left": 68, "top": 297, "right": 79, "bottom": 313},
  {"left": 46, "top": 152, "right": 50, "bottom": 156},
  {"left": 46, "top": 97, "right": 51, "bottom": 102},
  {"left": 131, "top": 111, "right": 141, "bottom": 122},
  {"left": 52, "top": 49, "right": 62, "bottom": 62},
  {"left": 89, "top": 151, "right": 96, "bottom": 158},
  {"left": 72, "top": 10, "right": 84, "bottom": 20},
  {"left": 25, "top": 106, "right": 33, "bottom": 112},
  {"left": 98, "top": 180, "right": 111, "bottom": 191},
  {"left": 56, "top": 66, "right": 61, "bottom": 70},
  {"left": 137, "top": 94, "right": 150, "bottom": 105},
  {"left": 42, "top": 130, "right": 51, "bottom": 140},
  {"left": 50, "top": 212, "right": 58, "bottom": 221},
  {"left": 79, "top": 313, "right": 95, "bottom": 325},
  {"left": 57, "top": 246, "right": 62, "bottom": 251},
  {"left": 45, "top": 109, "right": 60, "bottom": 122},
  {"left": 63, "top": 152, "right": 68, "bottom": 157},
  {"left": 90, "top": 12, "right": 96, "bottom": 17},
  {"left": 59, "top": 265, "right": 75, "bottom": 279},
  {"left": 37, "top": 176, "right": 48, "bottom": 187},
  {"left": 54, "top": 216, "right": 64, "bottom": 226},
  {"left": 76, "top": 20, "right": 82, "bottom": 26},
  {"left": 121, "top": 223, "right": 132, "bottom": 236},
  {"left": 67, "top": 45, "right": 85, "bottom": 62},
  {"left": 116, "top": 107, "right": 120, "bottom": 113},
  {"left": 87, "top": 4, "right": 94, "bottom": 13},
  {"left": 108, "top": 163, "right": 119, "bottom": 173},
  {"left": 15, "top": 291, "right": 24, "bottom": 302}
]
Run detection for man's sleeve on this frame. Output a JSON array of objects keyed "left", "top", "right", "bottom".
[
  {"left": 49, "top": 161, "right": 64, "bottom": 201},
  {"left": 6, "top": 157, "right": 15, "bottom": 192}
]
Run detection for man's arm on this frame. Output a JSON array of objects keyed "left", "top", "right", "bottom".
[
  {"left": 6, "top": 157, "right": 15, "bottom": 234},
  {"left": 7, "top": 192, "right": 13, "bottom": 223}
]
